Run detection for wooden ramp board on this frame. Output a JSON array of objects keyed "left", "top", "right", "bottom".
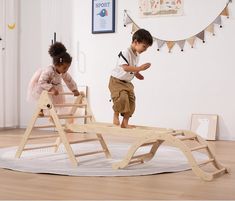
[
  {"left": 67, "top": 122, "right": 175, "bottom": 137},
  {"left": 66, "top": 122, "right": 230, "bottom": 181}
]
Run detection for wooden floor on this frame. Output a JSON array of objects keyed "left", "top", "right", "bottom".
[{"left": 0, "top": 128, "right": 234, "bottom": 200}]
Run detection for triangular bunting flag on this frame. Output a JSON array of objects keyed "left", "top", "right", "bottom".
[
  {"left": 131, "top": 23, "right": 139, "bottom": 34},
  {"left": 176, "top": 40, "right": 186, "bottom": 51},
  {"left": 214, "top": 16, "right": 222, "bottom": 27},
  {"left": 123, "top": 12, "right": 133, "bottom": 27},
  {"left": 166, "top": 41, "right": 175, "bottom": 53},
  {"left": 123, "top": 6, "right": 231, "bottom": 53},
  {"left": 187, "top": 36, "right": 196, "bottom": 48},
  {"left": 196, "top": 31, "right": 205, "bottom": 43},
  {"left": 152, "top": 37, "right": 157, "bottom": 42},
  {"left": 156, "top": 39, "right": 165, "bottom": 51},
  {"left": 205, "top": 24, "right": 215, "bottom": 35},
  {"left": 220, "top": 6, "right": 229, "bottom": 18}
]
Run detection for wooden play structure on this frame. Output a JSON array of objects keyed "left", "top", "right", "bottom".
[
  {"left": 16, "top": 89, "right": 229, "bottom": 181},
  {"left": 67, "top": 123, "right": 229, "bottom": 181},
  {"left": 15, "top": 89, "right": 111, "bottom": 166}
]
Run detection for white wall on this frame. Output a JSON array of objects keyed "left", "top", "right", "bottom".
[
  {"left": 19, "top": 0, "right": 42, "bottom": 127},
  {"left": 72, "top": 0, "right": 235, "bottom": 140},
  {"left": 20, "top": 0, "right": 235, "bottom": 140},
  {"left": 19, "top": 0, "right": 74, "bottom": 127},
  {"left": 0, "top": 0, "right": 6, "bottom": 127}
]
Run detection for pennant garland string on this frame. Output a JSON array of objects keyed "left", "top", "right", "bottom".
[{"left": 123, "top": 1, "right": 232, "bottom": 52}]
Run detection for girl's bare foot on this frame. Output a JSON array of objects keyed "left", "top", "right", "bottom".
[
  {"left": 38, "top": 109, "right": 44, "bottom": 117},
  {"left": 48, "top": 116, "right": 54, "bottom": 123},
  {"left": 113, "top": 112, "right": 120, "bottom": 125}
]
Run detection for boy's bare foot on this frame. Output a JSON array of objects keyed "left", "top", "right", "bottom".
[
  {"left": 113, "top": 112, "right": 120, "bottom": 125},
  {"left": 121, "top": 124, "right": 135, "bottom": 129},
  {"left": 120, "top": 114, "right": 135, "bottom": 128},
  {"left": 127, "top": 125, "right": 136, "bottom": 128}
]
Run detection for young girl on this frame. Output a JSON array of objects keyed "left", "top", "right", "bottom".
[{"left": 27, "top": 42, "right": 80, "bottom": 115}]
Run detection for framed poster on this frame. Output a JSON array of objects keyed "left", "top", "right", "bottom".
[
  {"left": 190, "top": 114, "right": 218, "bottom": 140},
  {"left": 92, "top": 0, "right": 115, "bottom": 33},
  {"left": 139, "top": 0, "right": 184, "bottom": 17}
]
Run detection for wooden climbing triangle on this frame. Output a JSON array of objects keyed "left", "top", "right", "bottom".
[{"left": 15, "top": 89, "right": 111, "bottom": 166}]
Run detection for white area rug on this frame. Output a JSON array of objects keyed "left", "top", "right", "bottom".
[{"left": 0, "top": 142, "right": 207, "bottom": 176}]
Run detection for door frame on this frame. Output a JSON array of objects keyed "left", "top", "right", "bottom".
[{"left": 0, "top": 0, "right": 6, "bottom": 127}]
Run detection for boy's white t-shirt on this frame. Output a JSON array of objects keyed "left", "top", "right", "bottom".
[{"left": 111, "top": 47, "right": 139, "bottom": 82}]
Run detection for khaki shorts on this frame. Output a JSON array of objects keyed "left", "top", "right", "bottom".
[{"left": 108, "top": 76, "right": 135, "bottom": 116}]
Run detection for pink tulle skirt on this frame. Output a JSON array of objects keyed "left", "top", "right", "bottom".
[{"left": 27, "top": 69, "right": 66, "bottom": 114}]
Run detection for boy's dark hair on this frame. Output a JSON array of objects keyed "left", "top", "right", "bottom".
[
  {"left": 132, "top": 29, "right": 153, "bottom": 46},
  {"left": 48, "top": 42, "right": 72, "bottom": 66}
]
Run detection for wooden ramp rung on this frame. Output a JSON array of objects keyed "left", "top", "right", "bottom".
[
  {"left": 140, "top": 141, "right": 157, "bottom": 147},
  {"left": 212, "top": 168, "right": 226, "bottom": 176},
  {"left": 191, "top": 145, "right": 207, "bottom": 151},
  {"left": 28, "top": 135, "right": 58, "bottom": 140},
  {"left": 198, "top": 158, "right": 215, "bottom": 166},
  {"left": 171, "top": 131, "right": 184, "bottom": 136},
  {"left": 178, "top": 136, "right": 196, "bottom": 141},
  {"left": 69, "top": 138, "right": 99, "bottom": 144},
  {"left": 75, "top": 150, "right": 105, "bottom": 157},
  {"left": 23, "top": 143, "right": 57, "bottom": 151}
]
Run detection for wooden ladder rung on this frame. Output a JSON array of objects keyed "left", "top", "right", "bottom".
[
  {"left": 69, "top": 138, "right": 99, "bottom": 144},
  {"left": 129, "top": 159, "right": 144, "bottom": 165},
  {"left": 198, "top": 158, "right": 215, "bottom": 166},
  {"left": 58, "top": 115, "right": 92, "bottom": 119},
  {"left": 54, "top": 103, "right": 87, "bottom": 107},
  {"left": 132, "top": 153, "right": 152, "bottom": 159},
  {"left": 28, "top": 135, "right": 58, "bottom": 140},
  {"left": 39, "top": 115, "right": 92, "bottom": 119},
  {"left": 178, "top": 136, "right": 196, "bottom": 141},
  {"left": 34, "top": 124, "right": 56, "bottom": 128},
  {"left": 212, "top": 168, "right": 226, "bottom": 176},
  {"left": 23, "top": 144, "right": 57, "bottom": 151},
  {"left": 75, "top": 150, "right": 105, "bottom": 157},
  {"left": 191, "top": 145, "right": 207, "bottom": 151},
  {"left": 140, "top": 141, "right": 157, "bottom": 147},
  {"left": 48, "top": 92, "right": 73, "bottom": 95}
]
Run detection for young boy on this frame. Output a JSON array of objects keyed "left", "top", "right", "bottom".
[{"left": 109, "top": 29, "right": 153, "bottom": 128}]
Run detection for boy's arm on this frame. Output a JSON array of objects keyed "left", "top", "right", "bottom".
[
  {"left": 135, "top": 72, "right": 144, "bottom": 80},
  {"left": 122, "top": 63, "right": 151, "bottom": 72}
]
